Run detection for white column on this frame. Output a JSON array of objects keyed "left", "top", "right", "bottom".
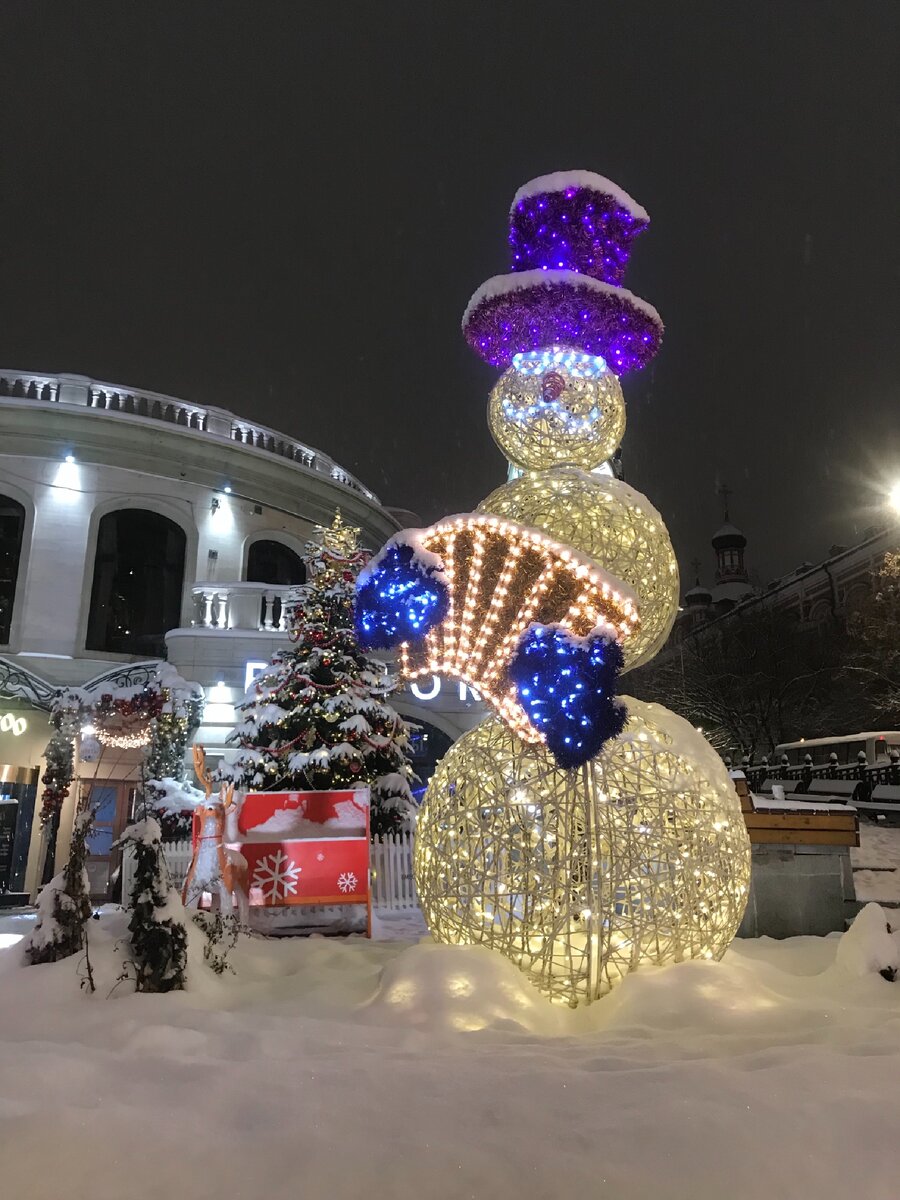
[{"left": 17, "top": 463, "right": 93, "bottom": 656}]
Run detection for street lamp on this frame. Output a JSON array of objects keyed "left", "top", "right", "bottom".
[{"left": 889, "top": 481, "right": 900, "bottom": 515}]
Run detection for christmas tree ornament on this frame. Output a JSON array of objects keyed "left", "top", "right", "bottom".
[
  {"left": 479, "top": 468, "right": 679, "bottom": 670},
  {"left": 414, "top": 700, "right": 750, "bottom": 1006}
]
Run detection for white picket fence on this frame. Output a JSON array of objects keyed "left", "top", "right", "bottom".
[
  {"left": 370, "top": 830, "right": 418, "bottom": 910},
  {"left": 121, "top": 829, "right": 418, "bottom": 912}
]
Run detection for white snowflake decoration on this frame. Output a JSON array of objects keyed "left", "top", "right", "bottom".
[
  {"left": 252, "top": 850, "right": 302, "bottom": 901},
  {"left": 337, "top": 871, "right": 358, "bottom": 894}
]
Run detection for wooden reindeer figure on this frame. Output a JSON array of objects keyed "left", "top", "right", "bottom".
[{"left": 182, "top": 747, "right": 249, "bottom": 924}]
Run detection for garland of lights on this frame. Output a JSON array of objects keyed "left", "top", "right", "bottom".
[
  {"left": 94, "top": 686, "right": 164, "bottom": 749},
  {"left": 38, "top": 706, "right": 79, "bottom": 826}
]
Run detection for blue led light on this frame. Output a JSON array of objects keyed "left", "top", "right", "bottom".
[
  {"left": 509, "top": 624, "right": 626, "bottom": 769},
  {"left": 511, "top": 346, "right": 609, "bottom": 380},
  {"left": 500, "top": 395, "right": 603, "bottom": 435},
  {"left": 354, "top": 542, "right": 449, "bottom": 650}
]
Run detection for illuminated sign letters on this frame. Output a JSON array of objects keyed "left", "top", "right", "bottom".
[
  {"left": 0, "top": 713, "right": 27, "bottom": 736},
  {"left": 409, "top": 676, "right": 480, "bottom": 704}
]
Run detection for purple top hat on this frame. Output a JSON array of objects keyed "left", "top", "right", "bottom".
[{"left": 463, "top": 170, "right": 663, "bottom": 373}]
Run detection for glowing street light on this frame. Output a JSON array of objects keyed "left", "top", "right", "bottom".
[{"left": 889, "top": 481, "right": 900, "bottom": 515}]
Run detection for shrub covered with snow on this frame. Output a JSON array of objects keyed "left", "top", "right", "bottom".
[
  {"left": 834, "top": 902, "right": 899, "bottom": 981},
  {"left": 24, "top": 811, "right": 93, "bottom": 965},
  {"left": 120, "top": 817, "right": 187, "bottom": 992}
]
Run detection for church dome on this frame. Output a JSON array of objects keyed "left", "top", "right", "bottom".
[
  {"left": 684, "top": 581, "right": 712, "bottom": 607},
  {"left": 712, "top": 522, "right": 747, "bottom": 551}
]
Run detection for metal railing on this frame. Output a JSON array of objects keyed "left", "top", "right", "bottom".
[{"left": 742, "top": 758, "right": 900, "bottom": 794}]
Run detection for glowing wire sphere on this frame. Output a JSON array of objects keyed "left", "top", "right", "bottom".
[
  {"left": 479, "top": 468, "right": 679, "bottom": 670},
  {"left": 488, "top": 348, "right": 626, "bottom": 472},
  {"left": 414, "top": 699, "right": 751, "bottom": 1007}
]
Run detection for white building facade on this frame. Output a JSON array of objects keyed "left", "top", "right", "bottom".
[{"left": 0, "top": 369, "right": 483, "bottom": 900}]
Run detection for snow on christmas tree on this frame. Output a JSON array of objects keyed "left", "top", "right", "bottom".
[{"left": 225, "top": 511, "right": 415, "bottom": 835}]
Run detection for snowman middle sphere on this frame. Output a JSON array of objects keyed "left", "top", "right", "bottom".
[{"left": 488, "top": 348, "right": 626, "bottom": 472}]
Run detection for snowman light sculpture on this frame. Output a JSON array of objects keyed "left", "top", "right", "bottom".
[{"left": 356, "top": 171, "right": 750, "bottom": 1005}]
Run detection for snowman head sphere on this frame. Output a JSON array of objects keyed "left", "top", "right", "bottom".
[{"left": 488, "top": 346, "right": 626, "bottom": 471}]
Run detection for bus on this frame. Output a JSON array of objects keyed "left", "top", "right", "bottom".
[{"left": 775, "top": 732, "right": 900, "bottom": 768}]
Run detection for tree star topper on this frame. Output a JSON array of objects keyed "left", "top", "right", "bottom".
[{"left": 316, "top": 509, "right": 362, "bottom": 558}]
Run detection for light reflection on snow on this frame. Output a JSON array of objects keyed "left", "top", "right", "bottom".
[{"left": 0, "top": 933, "right": 24, "bottom": 949}]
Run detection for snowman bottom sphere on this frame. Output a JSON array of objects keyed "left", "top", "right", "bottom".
[{"left": 414, "top": 698, "right": 751, "bottom": 1006}]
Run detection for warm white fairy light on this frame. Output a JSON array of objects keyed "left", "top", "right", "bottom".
[
  {"left": 396, "top": 514, "right": 639, "bottom": 742},
  {"left": 96, "top": 724, "right": 152, "bottom": 749},
  {"left": 489, "top": 347, "right": 626, "bottom": 472},
  {"left": 413, "top": 201, "right": 751, "bottom": 1008},
  {"left": 480, "top": 468, "right": 679, "bottom": 670},
  {"left": 415, "top": 698, "right": 751, "bottom": 1007}
]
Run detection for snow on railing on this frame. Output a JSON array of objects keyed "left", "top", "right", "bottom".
[
  {"left": 0, "top": 371, "right": 59, "bottom": 403},
  {"left": 0, "top": 368, "right": 378, "bottom": 501},
  {"left": 89, "top": 382, "right": 207, "bottom": 430},
  {"left": 122, "top": 828, "right": 418, "bottom": 912}
]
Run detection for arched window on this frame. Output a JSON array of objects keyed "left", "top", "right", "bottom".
[
  {"left": 86, "top": 510, "right": 186, "bottom": 656},
  {"left": 0, "top": 495, "right": 25, "bottom": 644},
  {"left": 247, "top": 539, "right": 306, "bottom": 586}
]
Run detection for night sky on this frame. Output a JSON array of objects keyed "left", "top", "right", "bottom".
[{"left": 2, "top": 2, "right": 898, "bottom": 586}]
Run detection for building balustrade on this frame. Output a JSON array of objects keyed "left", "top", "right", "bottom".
[
  {"left": 0, "top": 369, "right": 377, "bottom": 501},
  {"left": 191, "top": 582, "right": 297, "bottom": 633}
]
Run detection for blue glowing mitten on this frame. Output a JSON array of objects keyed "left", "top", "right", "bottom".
[
  {"left": 355, "top": 539, "right": 450, "bottom": 650},
  {"left": 509, "top": 624, "right": 627, "bottom": 769}
]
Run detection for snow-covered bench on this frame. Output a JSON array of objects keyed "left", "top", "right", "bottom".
[
  {"left": 805, "top": 779, "right": 861, "bottom": 803},
  {"left": 756, "top": 777, "right": 808, "bottom": 799},
  {"left": 852, "top": 784, "right": 900, "bottom": 822}
]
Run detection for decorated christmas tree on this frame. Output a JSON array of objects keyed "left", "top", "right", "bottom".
[{"left": 226, "top": 512, "right": 415, "bottom": 835}]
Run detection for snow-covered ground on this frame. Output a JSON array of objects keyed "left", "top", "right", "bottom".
[
  {"left": 853, "top": 821, "right": 900, "bottom": 903},
  {"left": 2, "top": 904, "right": 900, "bottom": 1200}
]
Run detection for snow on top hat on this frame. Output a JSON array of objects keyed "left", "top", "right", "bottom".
[{"left": 462, "top": 170, "right": 663, "bottom": 373}]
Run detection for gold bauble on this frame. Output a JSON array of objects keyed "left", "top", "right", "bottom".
[
  {"left": 487, "top": 349, "right": 626, "bottom": 472},
  {"left": 414, "top": 700, "right": 751, "bottom": 1007},
  {"left": 479, "top": 468, "right": 679, "bottom": 670}
]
